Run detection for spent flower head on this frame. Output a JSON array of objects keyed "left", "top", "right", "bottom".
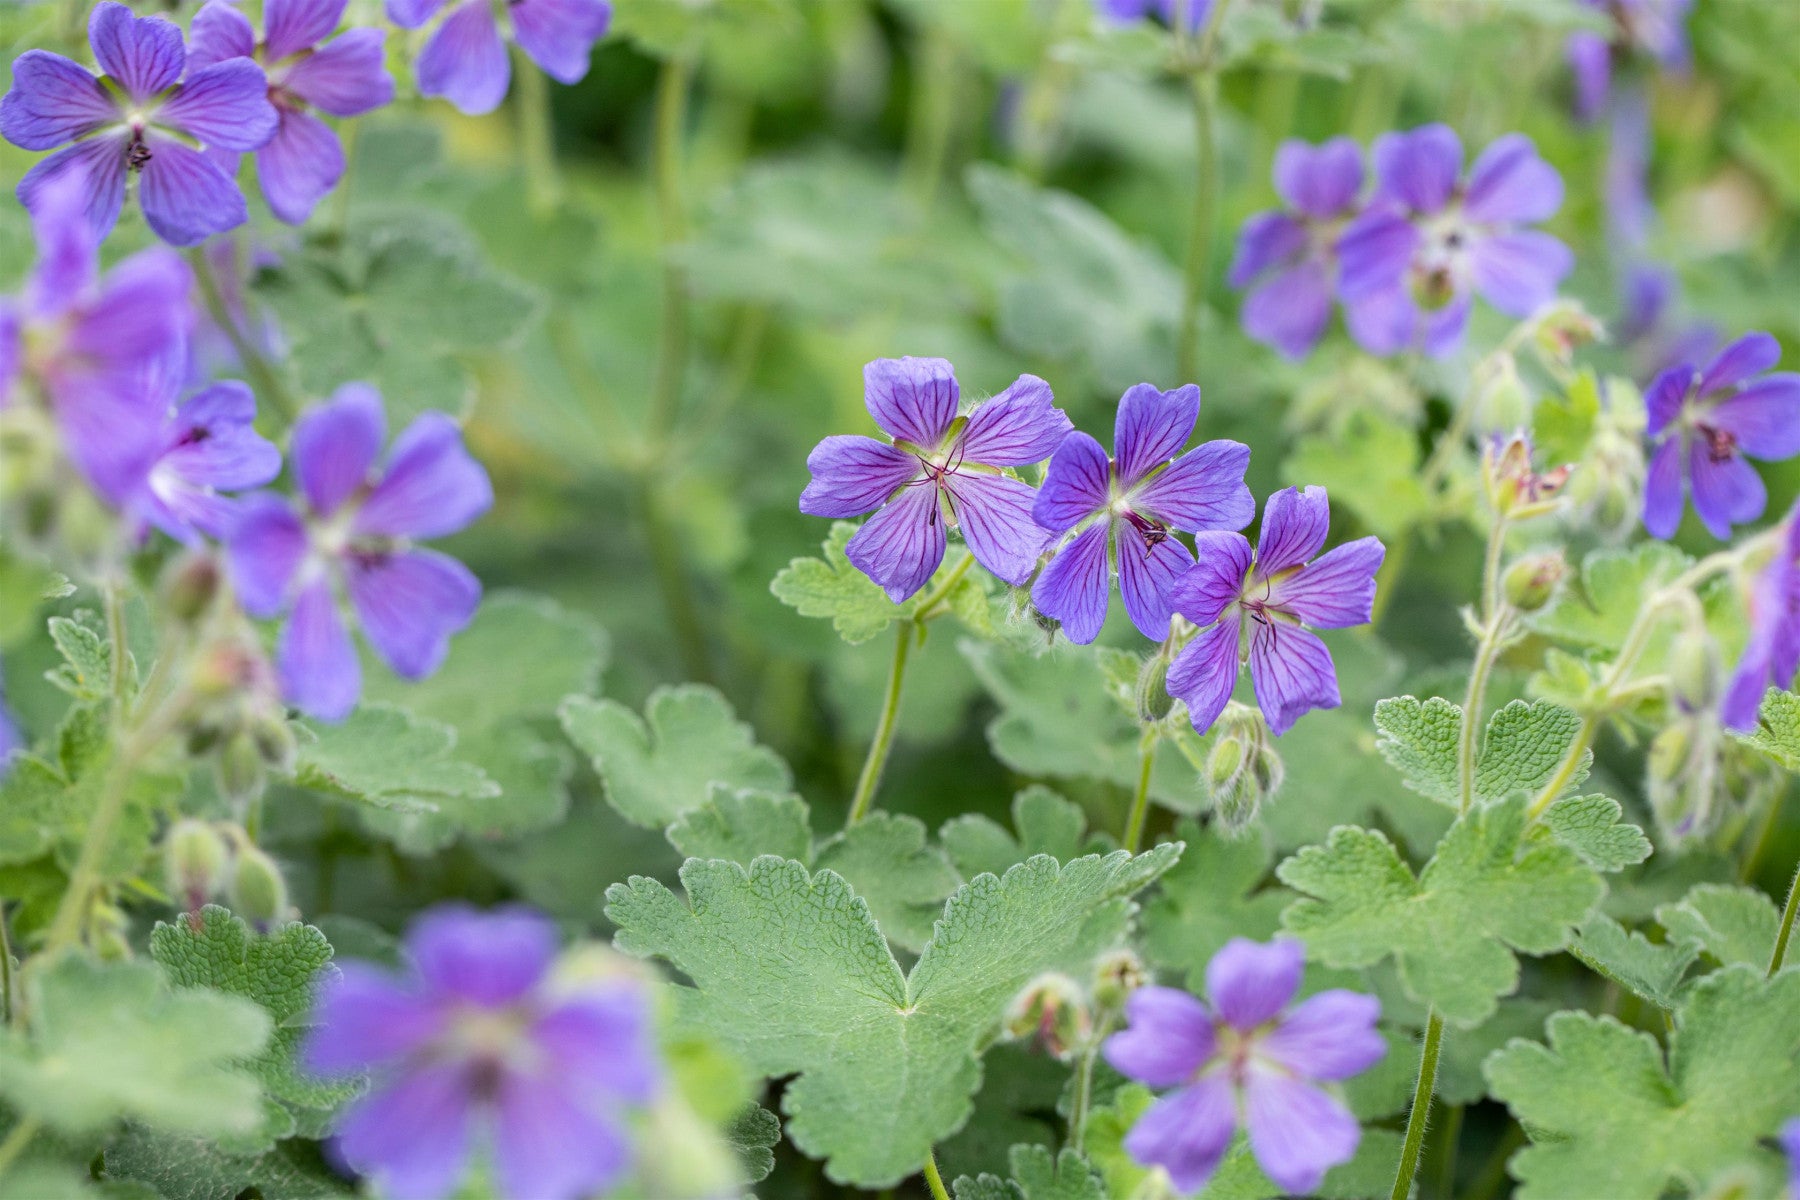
[
  {"left": 1166, "top": 486, "right": 1383, "bottom": 736},
  {"left": 305, "top": 905, "right": 660, "bottom": 1200},
  {"left": 1483, "top": 431, "right": 1573, "bottom": 520},
  {"left": 1641, "top": 332, "right": 1800, "bottom": 541},
  {"left": 1230, "top": 138, "right": 1364, "bottom": 359},
  {"left": 1102, "top": 937, "right": 1383, "bottom": 1195},
  {"left": 1, "top": 2, "right": 277, "bottom": 245},
  {"left": 1337, "top": 124, "right": 1572, "bottom": 359},
  {"left": 226, "top": 384, "right": 492, "bottom": 722},
  {"left": 1031, "top": 383, "right": 1252, "bottom": 644},
  {"left": 386, "top": 0, "right": 612, "bottom": 117},
  {"left": 801, "top": 357, "right": 1072, "bottom": 602}
]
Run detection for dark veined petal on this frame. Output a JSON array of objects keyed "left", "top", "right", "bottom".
[
  {"left": 1114, "top": 382, "right": 1200, "bottom": 488},
  {"left": 843, "top": 485, "right": 947, "bottom": 603},
  {"left": 493, "top": 1074, "right": 633, "bottom": 1200},
  {"left": 1171, "top": 531, "right": 1251, "bottom": 627},
  {"left": 407, "top": 905, "right": 558, "bottom": 1006},
  {"left": 1710, "top": 375, "right": 1800, "bottom": 459},
  {"left": 943, "top": 472, "right": 1049, "bottom": 587},
  {"left": 1468, "top": 231, "right": 1572, "bottom": 319},
  {"left": 1687, "top": 439, "right": 1765, "bottom": 540},
  {"left": 284, "top": 28, "right": 396, "bottom": 117},
  {"left": 416, "top": 0, "right": 512, "bottom": 117},
  {"left": 1117, "top": 534, "right": 1192, "bottom": 641},
  {"left": 533, "top": 990, "right": 661, "bottom": 1107},
  {"left": 293, "top": 383, "right": 386, "bottom": 517},
  {"left": 798, "top": 435, "right": 917, "bottom": 518},
  {"left": 1267, "top": 536, "right": 1385, "bottom": 630},
  {"left": 1334, "top": 210, "right": 1417, "bottom": 301},
  {"left": 1228, "top": 211, "right": 1307, "bottom": 288},
  {"left": 136, "top": 135, "right": 249, "bottom": 247},
  {"left": 257, "top": 109, "right": 345, "bottom": 225},
  {"left": 346, "top": 549, "right": 481, "bottom": 681},
  {"left": 1640, "top": 436, "right": 1684, "bottom": 540},
  {"left": 1103, "top": 986, "right": 1217, "bottom": 1089},
  {"left": 862, "top": 356, "right": 959, "bottom": 449},
  {"left": 0, "top": 50, "right": 119, "bottom": 151},
  {"left": 1242, "top": 1067, "right": 1362, "bottom": 1195},
  {"left": 159, "top": 381, "right": 282, "bottom": 491},
  {"left": 277, "top": 578, "right": 362, "bottom": 722},
  {"left": 159, "top": 59, "right": 279, "bottom": 152},
  {"left": 1121, "top": 1077, "right": 1237, "bottom": 1195},
  {"left": 510, "top": 0, "right": 613, "bottom": 85},
  {"left": 1261, "top": 989, "right": 1385, "bottom": 1082},
  {"left": 1370, "top": 123, "right": 1461, "bottom": 214},
  {"left": 87, "top": 2, "right": 184, "bottom": 102},
  {"left": 1247, "top": 622, "right": 1340, "bottom": 736},
  {"left": 302, "top": 961, "right": 448, "bottom": 1075},
  {"left": 1030, "top": 521, "right": 1111, "bottom": 645},
  {"left": 264, "top": 0, "right": 350, "bottom": 61},
  {"left": 954, "top": 373, "right": 1070, "bottom": 467},
  {"left": 1134, "top": 439, "right": 1253, "bottom": 534},
  {"left": 226, "top": 494, "right": 308, "bottom": 617},
  {"left": 333, "top": 1062, "right": 475, "bottom": 1200},
  {"left": 18, "top": 133, "right": 131, "bottom": 243},
  {"left": 186, "top": 2, "right": 257, "bottom": 72},
  {"left": 355, "top": 412, "right": 494, "bottom": 540},
  {"left": 1253, "top": 486, "right": 1330, "bottom": 578},
  {"left": 1243, "top": 260, "right": 1336, "bottom": 361},
  {"left": 1698, "top": 331, "right": 1780, "bottom": 397},
  {"left": 1463, "top": 133, "right": 1564, "bottom": 225},
  {"left": 1274, "top": 137, "right": 1362, "bottom": 220},
  {"left": 1166, "top": 619, "right": 1240, "bottom": 737},
  {"left": 1206, "top": 936, "right": 1304, "bottom": 1031},
  {"left": 1031, "top": 430, "right": 1110, "bottom": 533}
]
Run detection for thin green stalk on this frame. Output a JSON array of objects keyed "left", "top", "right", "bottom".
[
  {"left": 846, "top": 623, "right": 914, "bottom": 828},
  {"left": 1369, "top": 532, "right": 1410, "bottom": 630},
  {"left": 0, "top": 906, "right": 13, "bottom": 1026},
  {"left": 922, "top": 1150, "right": 952, "bottom": 1200},
  {"left": 1389, "top": 1009, "right": 1444, "bottom": 1200},
  {"left": 1432, "top": 1102, "right": 1465, "bottom": 1199},
  {"left": 325, "top": 119, "right": 360, "bottom": 243},
  {"left": 639, "top": 480, "right": 712, "bottom": 684},
  {"left": 515, "top": 47, "right": 561, "bottom": 214},
  {"left": 1122, "top": 731, "right": 1158, "bottom": 852},
  {"left": 188, "top": 248, "right": 293, "bottom": 423},
  {"left": 648, "top": 54, "right": 694, "bottom": 447},
  {"left": 1458, "top": 515, "right": 1511, "bottom": 812},
  {"left": 0, "top": 1115, "right": 42, "bottom": 1187},
  {"left": 1770, "top": 857, "right": 1800, "bottom": 976},
  {"left": 1739, "top": 781, "right": 1785, "bottom": 883},
  {"left": 104, "top": 580, "right": 130, "bottom": 720},
  {"left": 902, "top": 27, "right": 960, "bottom": 211},
  {"left": 1066, "top": 1011, "right": 1117, "bottom": 1155},
  {"left": 1177, "top": 69, "right": 1220, "bottom": 383}
]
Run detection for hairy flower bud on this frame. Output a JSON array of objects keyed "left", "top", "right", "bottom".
[
  {"left": 1667, "top": 626, "right": 1720, "bottom": 714},
  {"left": 1206, "top": 703, "right": 1284, "bottom": 834},
  {"left": 164, "top": 818, "right": 230, "bottom": 913},
  {"left": 158, "top": 552, "right": 222, "bottom": 626},
  {"left": 1136, "top": 653, "right": 1175, "bottom": 723},
  {"left": 230, "top": 844, "right": 289, "bottom": 930},
  {"left": 1646, "top": 716, "right": 1722, "bottom": 842},
  {"left": 1003, "top": 973, "right": 1091, "bottom": 1061},
  {"left": 1474, "top": 360, "right": 1532, "bottom": 433},
  {"left": 216, "top": 731, "right": 268, "bottom": 808},
  {"left": 1530, "top": 299, "right": 1605, "bottom": 366},
  {"left": 1501, "top": 552, "right": 1568, "bottom": 613},
  {"left": 1093, "top": 949, "right": 1148, "bottom": 1010}
]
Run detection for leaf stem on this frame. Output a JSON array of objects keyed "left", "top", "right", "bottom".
[
  {"left": 638, "top": 478, "right": 712, "bottom": 684},
  {"left": 922, "top": 1149, "right": 952, "bottom": 1200},
  {"left": 846, "top": 622, "right": 913, "bottom": 828},
  {"left": 1771, "top": 855, "right": 1800, "bottom": 976},
  {"left": 1176, "top": 71, "right": 1220, "bottom": 383},
  {"left": 1389, "top": 1008, "right": 1444, "bottom": 1200},
  {"left": 515, "top": 47, "right": 561, "bottom": 214},
  {"left": 1122, "top": 730, "right": 1158, "bottom": 852},
  {"left": 1067, "top": 1009, "right": 1117, "bottom": 1154},
  {"left": 188, "top": 246, "right": 294, "bottom": 424},
  {"left": 1458, "top": 514, "right": 1511, "bottom": 813},
  {"left": 0, "top": 1115, "right": 42, "bottom": 1187},
  {"left": 104, "top": 579, "right": 130, "bottom": 722},
  {"left": 902, "top": 26, "right": 960, "bottom": 211}
]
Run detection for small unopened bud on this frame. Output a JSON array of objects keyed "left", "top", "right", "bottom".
[
  {"left": 1003, "top": 973, "right": 1091, "bottom": 1061},
  {"left": 229, "top": 844, "right": 289, "bottom": 929},
  {"left": 1646, "top": 723, "right": 1690, "bottom": 787},
  {"left": 1136, "top": 654, "right": 1174, "bottom": 723},
  {"left": 92, "top": 904, "right": 132, "bottom": 962},
  {"left": 1646, "top": 716, "right": 1721, "bottom": 843},
  {"left": 164, "top": 818, "right": 230, "bottom": 913},
  {"left": 1501, "top": 552, "right": 1567, "bottom": 613},
  {"left": 216, "top": 731, "right": 267, "bottom": 807},
  {"left": 1093, "top": 949, "right": 1148, "bottom": 1010},
  {"left": 1667, "top": 628, "right": 1720, "bottom": 714},
  {"left": 1473, "top": 360, "right": 1532, "bottom": 433},
  {"left": 250, "top": 714, "right": 296, "bottom": 775},
  {"left": 1205, "top": 704, "right": 1284, "bottom": 834},
  {"left": 158, "top": 552, "right": 222, "bottom": 625}
]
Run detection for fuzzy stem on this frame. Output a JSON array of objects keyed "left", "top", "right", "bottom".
[
  {"left": 0, "top": 906, "right": 13, "bottom": 1026},
  {"left": 0, "top": 1116, "right": 42, "bottom": 1187},
  {"left": 847, "top": 624, "right": 913, "bottom": 828},
  {"left": 516, "top": 47, "right": 562, "bottom": 214},
  {"left": 1390, "top": 1009, "right": 1444, "bottom": 1200},
  {"left": 1066, "top": 1010, "right": 1117, "bottom": 1155},
  {"left": 1176, "top": 71, "right": 1220, "bottom": 383},
  {"left": 1771, "top": 856, "right": 1800, "bottom": 976},
  {"left": 922, "top": 1150, "right": 952, "bottom": 1200},
  {"left": 1458, "top": 514, "right": 1511, "bottom": 812},
  {"left": 104, "top": 580, "right": 130, "bottom": 721},
  {"left": 1122, "top": 730, "right": 1158, "bottom": 852},
  {"left": 188, "top": 247, "right": 293, "bottom": 423}
]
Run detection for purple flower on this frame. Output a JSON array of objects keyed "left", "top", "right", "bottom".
[
  {"left": 0, "top": 174, "right": 193, "bottom": 507},
  {"left": 226, "top": 385, "right": 492, "bottom": 721},
  {"left": 305, "top": 905, "right": 659, "bottom": 1200},
  {"left": 1641, "top": 333, "right": 1800, "bottom": 541},
  {"left": 1230, "top": 138, "right": 1363, "bottom": 359},
  {"left": 1103, "top": 938, "right": 1383, "bottom": 1195},
  {"left": 1721, "top": 499, "right": 1800, "bottom": 732},
  {"left": 189, "top": 0, "right": 394, "bottom": 226},
  {"left": 1, "top": 3, "right": 277, "bottom": 246},
  {"left": 1031, "top": 384, "right": 1252, "bottom": 644},
  {"left": 129, "top": 379, "right": 283, "bottom": 545},
  {"left": 1337, "top": 125, "right": 1572, "bottom": 359},
  {"left": 386, "top": 0, "right": 612, "bottom": 117},
  {"left": 1567, "top": 0, "right": 1692, "bottom": 122},
  {"left": 1095, "top": 0, "right": 1213, "bottom": 31},
  {"left": 1783, "top": 1116, "right": 1800, "bottom": 1198},
  {"left": 1166, "top": 486, "right": 1383, "bottom": 736},
  {"left": 0, "top": 665, "right": 20, "bottom": 777},
  {"left": 801, "top": 358, "right": 1072, "bottom": 603}
]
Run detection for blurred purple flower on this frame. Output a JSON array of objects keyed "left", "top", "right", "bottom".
[
  {"left": 1783, "top": 1117, "right": 1800, "bottom": 1198},
  {"left": 1167, "top": 486, "right": 1382, "bottom": 735},
  {"left": 1031, "top": 383, "right": 1251, "bottom": 644},
  {"left": 1337, "top": 125, "right": 1572, "bottom": 359},
  {"left": 1642, "top": 332, "right": 1800, "bottom": 541},
  {"left": 801, "top": 357, "right": 1072, "bottom": 603},
  {"left": 1721, "top": 498, "right": 1800, "bottom": 732},
  {"left": 386, "top": 0, "right": 612, "bottom": 117},
  {"left": 131, "top": 379, "right": 283, "bottom": 545},
  {"left": 0, "top": 665, "right": 19, "bottom": 776},
  {"left": 1095, "top": 0, "right": 1213, "bottom": 31},
  {"left": 1103, "top": 938, "right": 1383, "bottom": 1195},
  {"left": 226, "top": 384, "right": 492, "bottom": 721},
  {"left": 1567, "top": 0, "right": 1692, "bottom": 122},
  {"left": 0, "top": 174, "right": 193, "bottom": 507},
  {"left": 305, "top": 905, "right": 659, "bottom": 1200},
  {"left": 1617, "top": 263, "right": 1720, "bottom": 383},
  {"left": 0, "top": 2, "right": 277, "bottom": 246},
  {"left": 1230, "top": 137, "right": 1364, "bottom": 359},
  {"left": 189, "top": 0, "right": 395, "bottom": 225}
]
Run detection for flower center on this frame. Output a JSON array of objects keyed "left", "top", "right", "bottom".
[
  {"left": 1409, "top": 210, "right": 1472, "bottom": 310},
  {"left": 1699, "top": 423, "right": 1737, "bottom": 463},
  {"left": 125, "top": 127, "right": 152, "bottom": 172}
]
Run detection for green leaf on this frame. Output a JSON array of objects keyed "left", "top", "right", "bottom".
[
  {"left": 815, "top": 813, "right": 962, "bottom": 954},
  {"left": 1372, "top": 695, "right": 1461, "bottom": 806},
  {"left": 1533, "top": 794, "right": 1651, "bottom": 872},
  {"left": 1141, "top": 819, "right": 1288, "bottom": 988},
  {"left": 1281, "top": 413, "right": 1434, "bottom": 541},
  {"left": 939, "top": 786, "right": 1109, "bottom": 881},
  {"left": 149, "top": 908, "right": 361, "bottom": 1148},
  {"left": 666, "top": 787, "right": 814, "bottom": 865},
  {"left": 952, "top": 1145, "right": 1105, "bottom": 1200},
  {"left": 46, "top": 612, "right": 126, "bottom": 703},
  {"left": 1567, "top": 914, "right": 1700, "bottom": 1010},
  {"left": 771, "top": 524, "right": 991, "bottom": 646},
  {"left": 1654, "top": 884, "right": 1780, "bottom": 968},
  {"left": 607, "top": 845, "right": 1179, "bottom": 1186},
  {"left": 1528, "top": 542, "right": 1694, "bottom": 652},
  {"left": 292, "top": 704, "right": 497, "bottom": 815},
  {"left": 1736, "top": 687, "right": 1800, "bottom": 770},
  {"left": 0, "top": 957, "right": 269, "bottom": 1138},
  {"left": 724, "top": 1104, "right": 781, "bottom": 1185},
  {"left": 1372, "top": 697, "right": 1592, "bottom": 809},
  {"left": 0, "top": 549, "right": 72, "bottom": 645},
  {"left": 562, "top": 685, "right": 791, "bottom": 829},
  {"left": 1278, "top": 798, "right": 1605, "bottom": 1025},
  {"left": 104, "top": 1130, "right": 350, "bottom": 1200},
  {"left": 1485, "top": 966, "right": 1800, "bottom": 1199}
]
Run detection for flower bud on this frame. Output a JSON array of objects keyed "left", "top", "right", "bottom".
[
  {"left": 1093, "top": 949, "right": 1148, "bottom": 1010},
  {"left": 1501, "top": 552, "right": 1567, "bottom": 613},
  {"left": 229, "top": 844, "right": 289, "bottom": 930},
  {"left": 1667, "top": 627, "right": 1720, "bottom": 714},
  {"left": 91, "top": 904, "right": 132, "bottom": 962},
  {"left": 158, "top": 551, "right": 222, "bottom": 626},
  {"left": 1473, "top": 360, "right": 1532, "bottom": 433},
  {"left": 1646, "top": 716, "right": 1721, "bottom": 843},
  {"left": 1482, "top": 432, "right": 1572, "bottom": 520},
  {"left": 164, "top": 818, "right": 230, "bottom": 913},
  {"left": 1136, "top": 654, "right": 1174, "bottom": 723},
  {"left": 216, "top": 730, "right": 267, "bottom": 808},
  {"left": 1205, "top": 704, "right": 1284, "bottom": 834},
  {"left": 1530, "top": 299, "right": 1605, "bottom": 366},
  {"left": 1003, "top": 973, "right": 1091, "bottom": 1061},
  {"left": 250, "top": 714, "right": 297, "bottom": 776}
]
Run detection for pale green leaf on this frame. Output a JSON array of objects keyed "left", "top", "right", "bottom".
[
  {"left": 1736, "top": 688, "right": 1800, "bottom": 771},
  {"left": 1372, "top": 695, "right": 1461, "bottom": 806},
  {"left": 1654, "top": 884, "right": 1780, "bottom": 968},
  {"left": 1568, "top": 914, "right": 1700, "bottom": 1010},
  {"left": 1534, "top": 794, "right": 1651, "bottom": 872},
  {"left": 293, "top": 704, "right": 497, "bottom": 814},
  {"left": 939, "top": 786, "right": 1109, "bottom": 881},
  {"left": 772, "top": 524, "right": 986, "bottom": 646},
  {"left": 1528, "top": 542, "right": 1693, "bottom": 652},
  {"left": 952, "top": 1145, "right": 1104, "bottom": 1200},
  {"left": 46, "top": 612, "right": 126, "bottom": 703},
  {"left": 1141, "top": 819, "right": 1287, "bottom": 988},
  {"left": 666, "top": 787, "right": 814, "bottom": 865},
  {"left": 815, "top": 813, "right": 962, "bottom": 954},
  {"left": 1281, "top": 413, "right": 1433, "bottom": 541},
  {"left": 104, "top": 1130, "right": 349, "bottom": 1200}
]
